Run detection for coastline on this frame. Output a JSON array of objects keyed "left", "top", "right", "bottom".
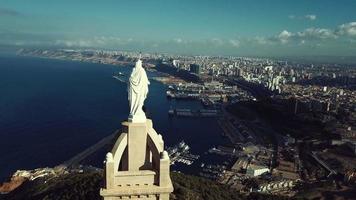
[
  {"left": 17, "top": 52, "right": 186, "bottom": 85},
  {"left": 0, "top": 53, "right": 215, "bottom": 181}
]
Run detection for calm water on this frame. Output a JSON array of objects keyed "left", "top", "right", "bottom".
[{"left": 0, "top": 55, "right": 226, "bottom": 181}]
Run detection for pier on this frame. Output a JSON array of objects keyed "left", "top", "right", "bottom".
[{"left": 168, "top": 108, "right": 221, "bottom": 117}]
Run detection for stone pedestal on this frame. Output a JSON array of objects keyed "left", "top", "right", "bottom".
[{"left": 100, "top": 119, "right": 173, "bottom": 200}]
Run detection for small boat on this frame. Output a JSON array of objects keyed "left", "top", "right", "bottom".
[{"left": 113, "top": 75, "right": 127, "bottom": 83}]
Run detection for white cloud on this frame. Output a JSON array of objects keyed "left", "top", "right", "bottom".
[
  {"left": 305, "top": 14, "right": 317, "bottom": 21},
  {"left": 229, "top": 39, "right": 240, "bottom": 48},
  {"left": 337, "top": 22, "right": 356, "bottom": 37},
  {"left": 253, "top": 36, "right": 269, "bottom": 45},
  {"left": 55, "top": 40, "right": 91, "bottom": 47},
  {"left": 278, "top": 30, "right": 293, "bottom": 44},
  {"left": 288, "top": 14, "right": 317, "bottom": 21},
  {"left": 288, "top": 15, "right": 296, "bottom": 19},
  {"left": 174, "top": 38, "right": 183, "bottom": 43},
  {"left": 269, "top": 27, "right": 338, "bottom": 45},
  {"left": 297, "top": 28, "right": 337, "bottom": 39},
  {"left": 20, "top": 21, "right": 355, "bottom": 53},
  {"left": 54, "top": 36, "right": 132, "bottom": 48}
]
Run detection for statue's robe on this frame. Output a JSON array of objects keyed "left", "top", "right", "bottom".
[{"left": 128, "top": 60, "right": 149, "bottom": 121}]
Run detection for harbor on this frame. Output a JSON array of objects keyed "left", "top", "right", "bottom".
[
  {"left": 166, "top": 82, "right": 255, "bottom": 109},
  {"left": 167, "top": 141, "right": 200, "bottom": 166}
]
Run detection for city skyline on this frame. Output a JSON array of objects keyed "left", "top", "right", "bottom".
[{"left": 1, "top": 0, "right": 356, "bottom": 57}]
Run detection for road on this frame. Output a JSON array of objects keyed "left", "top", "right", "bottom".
[
  {"left": 226, "top": 78, "right": 272, "bottom": 100},
  {"left": 309, "top": 151, "right": 337, "bottom": 177},
  {"left": 62, "top": 132, "right": 118, "bottom": 167}
]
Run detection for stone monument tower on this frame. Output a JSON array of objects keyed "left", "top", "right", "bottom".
[{"left": 100, "top": 58, "right": 173, "bottom": 200}]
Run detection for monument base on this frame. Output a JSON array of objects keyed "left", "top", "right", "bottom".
[
  {"left": 100, "top": 185, "right": 171, "bottom": 200},
  {"left": 100, "top": 119, "right": 173, "bottom": 200}
]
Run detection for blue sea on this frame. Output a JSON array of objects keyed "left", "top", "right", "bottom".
[{"left": 0, "top": 54, "right": 227, "bottom": 181}]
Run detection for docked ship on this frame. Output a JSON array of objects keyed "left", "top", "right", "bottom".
[
  {"left": 112, "top": 72, "right": 127, "bottom": 83},
  {"left": 168, "top": 108, "right": 220, "bottom": 117},
  {"left": 166, "top": 90, "right": 200, "bottom": 99}
]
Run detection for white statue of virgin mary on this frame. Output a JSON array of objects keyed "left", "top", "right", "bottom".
[{"left": 128, "top": 58, "right": 150, "bottom": 122}]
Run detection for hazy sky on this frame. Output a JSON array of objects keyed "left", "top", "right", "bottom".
[{"left": 1, "top": 0, "right": 356, "bottom": 56}]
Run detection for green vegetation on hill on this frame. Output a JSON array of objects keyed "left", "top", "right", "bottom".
[
  {"left": 1, "top": 171, "right": 287, "bottom": 200},
  {"left": 1, "top": 172, "right": 102, "bottom": 200},
  {"left": 171, "top": 172, "right": 243, "bottom": 200}
]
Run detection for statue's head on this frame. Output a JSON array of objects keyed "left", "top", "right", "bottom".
[{"left": 135, "top": 59, "right": 143, "bottom": 68}]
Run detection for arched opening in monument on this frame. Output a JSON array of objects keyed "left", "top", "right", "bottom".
[
  {"left": 118, "top": 146, "right": 128, "bottom": 171},
  {"left": 140, "top": 144, "right": 153, "bottom": 170},
  {"left": 146, "top": 134, "right": 161, "bottom": 171}
]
